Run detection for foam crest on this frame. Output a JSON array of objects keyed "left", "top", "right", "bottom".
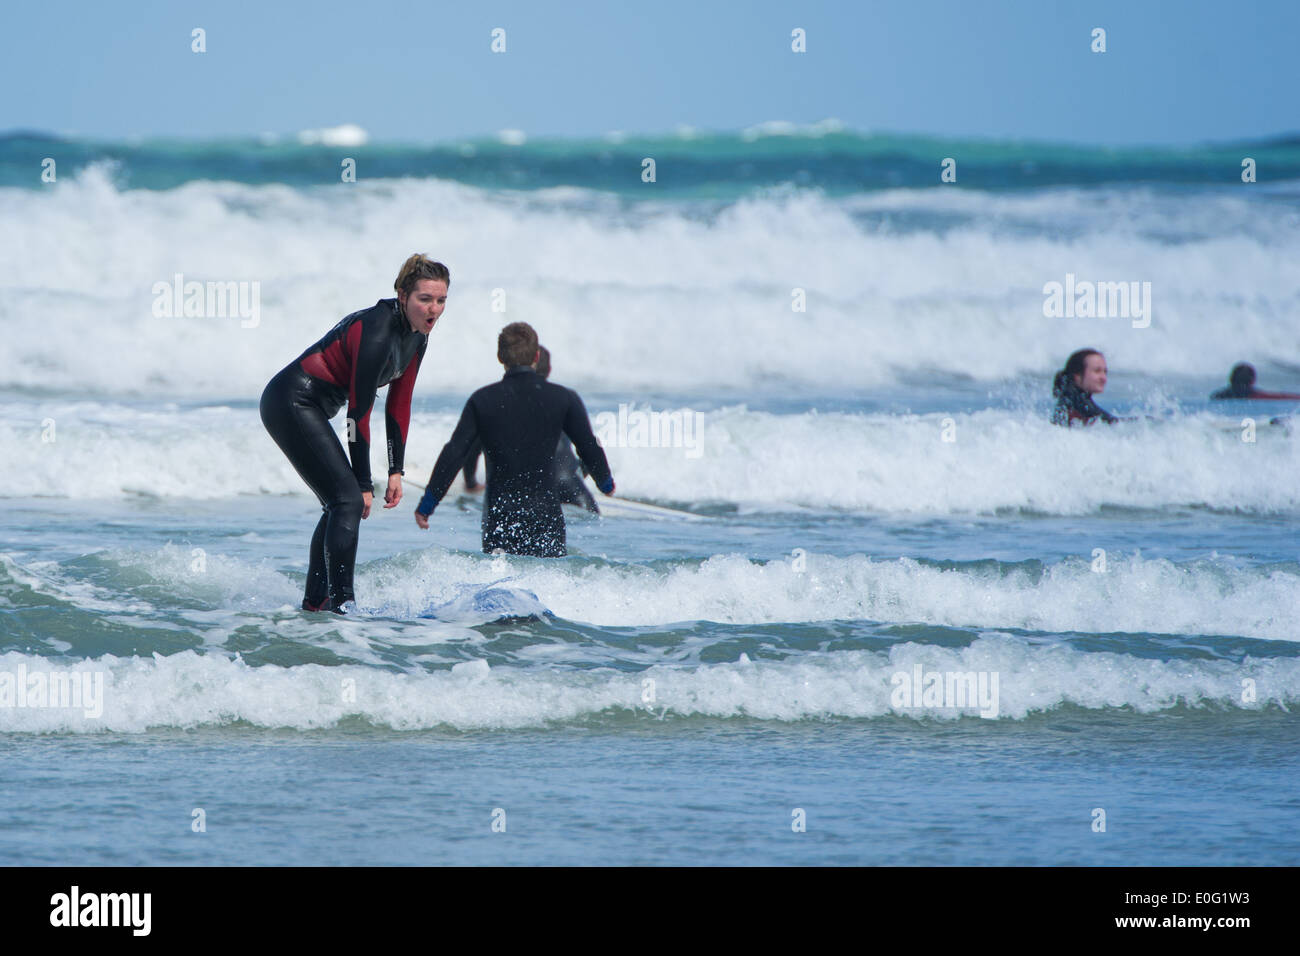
[
  {"left": 373, "top": 547, "right": 1300, "bottom": 640},
  {"left": 2, "top": 636, "right": 1294, "bottom": 733},
  {"left": 2, "top": 169, "right": 1298, "bottom": 399},
  {"left": 9, "top": 538, "right": 1297, "bottom": 643},
  {"left": 5, "top": 403, "right": 1299, "bottom": 518}
]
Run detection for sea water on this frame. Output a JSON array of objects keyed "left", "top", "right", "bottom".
[{"left": 2, "top": 127, "right": 1299, "bottom": 865}]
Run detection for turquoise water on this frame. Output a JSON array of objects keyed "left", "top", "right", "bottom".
[{"left": 5, "top": 128, "right": 1300, "bottom": 194}]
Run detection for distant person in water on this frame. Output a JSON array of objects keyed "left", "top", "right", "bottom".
[
  {"left": 415, "top": 322, "right": 614, "bottom": 557},
  {"left": 1209, "top": 363, "right": 1300, "bottom": 401},
  {"left": 1051, "top": 348, "right": 1119, "bottom": 426},
  {"left": 461, "top": 345, "right": 600, "bottom": 514}
]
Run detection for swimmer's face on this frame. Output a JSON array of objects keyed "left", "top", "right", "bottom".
[
  {"left": 1075, "top": 354, "right": 1108, "bottom": 394},
  {"left": 400, "top": 279, "right": 448, "bottom": 335}
]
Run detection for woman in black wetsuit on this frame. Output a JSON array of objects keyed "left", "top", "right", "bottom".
[
  {"left": 260, "top": 255, "right": 449, "bottom": 612},
  {"left": 1051, "top": 348, "right": 1118, "bottom": 426}
]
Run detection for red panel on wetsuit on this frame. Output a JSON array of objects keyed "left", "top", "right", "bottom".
[
  {"left": 344, "top": 322, "right": 369, "bottom": 444},
  {"left": 299, "top": 337, "right": 350, "bottom": 387},
  {"left": 385, "top": 351, "right": 422, "bottom": 446}
]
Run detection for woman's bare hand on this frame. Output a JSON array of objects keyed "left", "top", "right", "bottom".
[{"left": 384, "top": 474, "right": 403, "bottom": 508}]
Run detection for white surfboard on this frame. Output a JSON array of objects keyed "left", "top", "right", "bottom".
[
  {"left": 587, "top": 493, "right": 705, "bottom": 522},
  {"left": 440, "top": 478, "right": 703, "bottom": 521},
  {"left": 1209, "top": 415, "right": 1291, "bottom": 437}
]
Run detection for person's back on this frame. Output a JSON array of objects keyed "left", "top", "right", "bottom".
[
  {"left": 461, "top": 345, "right": 600, "bottom": 513},
  {"left": 415, "top": 323, "right": 614, "bottom": 556},
  {"left": 472, "top": 369, "right": 607, "bottom": 554}
]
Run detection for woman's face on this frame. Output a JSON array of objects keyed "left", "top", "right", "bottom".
[
  {"left": 1075, "top": 353, "right": 1108, "bottom": 395},
  {"left": 400, "top": 279, "right": 448, "bottom": 335}
]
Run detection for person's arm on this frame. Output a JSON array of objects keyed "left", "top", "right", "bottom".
[
  {"left": 1249, "top": 390, "right": 1300, "bottom": 400},
  {"left": 344, "top": 316, "right": 391, "bottom": 494},
  {"left": 1078, "top": 393, "right": 1118, "bottom": 424},
  {"left": 415, "top": 398, "right": 480, "bottom": 525},
  {"left": 461, "top": 438, "right": 484, "bottom": 490},
  {"left": 562, "top": 390, "right": 614, "bottom": 494},
  {"left": 382, "top": 341, "right": 425, "bottom": 508}
]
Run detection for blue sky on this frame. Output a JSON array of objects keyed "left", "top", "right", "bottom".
[{"left": 3, "top": 0, "right": 1296, "bottom": 145}]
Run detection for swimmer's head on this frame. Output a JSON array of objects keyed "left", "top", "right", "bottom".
[
  {"left": 394, "top": 254, "right": 450, "bottom": 335},
  {"left": 1055, "top": 348, "right": 1107, "bottom": 396},
  {"left": 1229, "top": 363, "right": 1257, "bottom": 389},
  {"left": 534, "top": 345, "right": 552, "bottom": 379},
  {"left": 498, "top": 321, "right": 539, "bottom": 368}
]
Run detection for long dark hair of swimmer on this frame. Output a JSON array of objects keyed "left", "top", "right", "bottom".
[{"left": 1053, "top": 348, "right": 1102, "bottom": 397}]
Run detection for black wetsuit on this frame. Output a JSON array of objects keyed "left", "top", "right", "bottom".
[
  {"left": 1211, "top": 384, "right": 1244, "bottom": 400},
  {"left": 260, "top": 298, "right": 426, "bottom": 609},
  {"left": 1208, "top": 384, "right": 1299, "bottom": 400},
  {"left": 463, "top": 436, "right": 599, "bottom": 513},
  {"left": 461, "top": 439, "right": 485, "bottom": 488},
  {"left": 1051, "top": 374, "right": 1117, "bottom": 427},
  {"left": 418, "top": 366, "right": 612, "bottom": 556}
]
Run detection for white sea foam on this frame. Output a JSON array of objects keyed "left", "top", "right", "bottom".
[
  {"left": 295, "top": 124, "right": 368, "bottom": 147},
  {"left": 741, "top": 118, "right": 846, "bottom": 140},
  {"left": 8, "top": 541, "right": 1300, "bottom": 641},
  {"left": 0, "top": 635, "right": 1293, "bottom": 733},
  {"left": 364, "top": 547, "right": 1300, "bottom": 640},
  {"left": 4, "top": 401, "right": 1298, "bottom": 517},
  {"left": 2, "top": 167, "right": 1298, "bottom": 399}
]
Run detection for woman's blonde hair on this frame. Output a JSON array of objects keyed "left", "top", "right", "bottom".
[{"left": 394, "top": 254, "right": 450, "bottom": 297}]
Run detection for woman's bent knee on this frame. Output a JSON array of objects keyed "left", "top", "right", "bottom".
[{"left": 328, "top": 489, "right": 364, "bottom": 521}]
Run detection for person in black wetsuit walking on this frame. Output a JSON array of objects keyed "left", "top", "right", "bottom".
[
  {"left": 1051, "top": 348, "right": 1119, "bottom": 427},
  {"left": 461, "top": 345, "right": 600, "bottom": 514},
  {"left": 415, "top": 322, "right": 614, "bottom": 557},
  {"left": 260, "top": 254, "right": 449, "bottom": 612}
]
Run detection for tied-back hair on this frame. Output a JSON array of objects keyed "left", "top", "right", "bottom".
[{"left": 394, "top": 254, "right": 450, "bottom": 297}]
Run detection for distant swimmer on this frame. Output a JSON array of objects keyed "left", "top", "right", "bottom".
[
  {"left": 461, "top": 345, "right": 600, "bottom": 514},
  {"left": 415, "top": 322, "right": 614, "bottom": 556},
  {"left": 1209, "top": 363, "right": 1300, "bottom": 401},
  {"left": 260, "top": 255, "right": 449, "bottom": 612},
  {"left": 1051, "top": 348, "right": 1119, "bottom": 426}
]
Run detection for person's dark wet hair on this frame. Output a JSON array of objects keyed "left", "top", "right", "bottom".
[
  {"left": 1051, "top": 348, "right": 1118, "bottom": 425},
  {"left": 497, "top": 322, "right": 538, "bottom": 367},
  {"left": 534, "top": 345, "right": 552, "bottom": 380},
  {"left": 1229, "top": 363, "right": 1256, "bottom": 390},
  {"left": 1053, "top": 348, "right": 1102, "bottom": 398}
]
